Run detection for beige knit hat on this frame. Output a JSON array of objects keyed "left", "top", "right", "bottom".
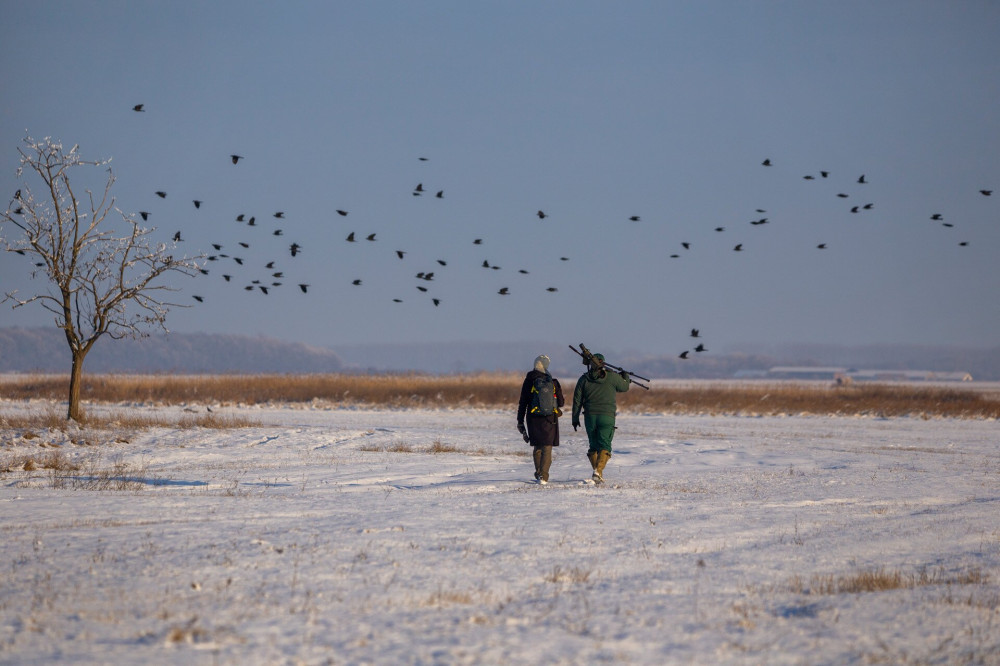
[{"left": 534, "top": 355, "right": 550, "bottom": 372}]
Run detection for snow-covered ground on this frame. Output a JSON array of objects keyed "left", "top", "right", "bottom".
[{"left": 2, "top": 401, "right": 998, "bottom": 664}]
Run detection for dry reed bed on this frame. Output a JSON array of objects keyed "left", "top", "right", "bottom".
[{"left": 2, "top": 374, "right": 998, "bottom": 418}]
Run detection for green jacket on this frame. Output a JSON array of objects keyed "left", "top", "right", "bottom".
[{"left": 572, "top": 368, "right": 630, "bottom": 422}]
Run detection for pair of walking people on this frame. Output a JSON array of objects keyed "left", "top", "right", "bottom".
[{"left": 516, "top": 352, "right": 630, "bottom": 484}]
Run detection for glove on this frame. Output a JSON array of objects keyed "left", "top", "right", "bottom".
[
  {"left": 572, "top": 419, "right": 579, "bottom": 432},
  {"left": 517, "top": 423, "right": 529, "bottom": 443},
  {"left": 620, "top": 370, "right": 630, "bottom": 381}
]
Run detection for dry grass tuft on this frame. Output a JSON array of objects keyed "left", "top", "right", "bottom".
[
  {"left": 49, "top": 455, "right": 157, "bottom": 491},
  {"left": 2, "top": 450, "right": 79, "bottom": 474},
  {"left": 427, "top": 440, "right": 459, "bottom": 454},
  {"left": 793, "top": 567, "right": 989, "bottom": 596},
  {"left": 544, "top": 565, "right": 593, "bottom": 584}
]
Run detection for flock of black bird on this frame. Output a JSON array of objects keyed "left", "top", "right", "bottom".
[
  {"left": 128, "top": 104, "right": 583, "bottom": 329},
  {"left": 122, "top": 104, "right": 993, "bottom": 361}
]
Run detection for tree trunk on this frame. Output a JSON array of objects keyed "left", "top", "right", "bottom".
[{"left": 67, "top": 350, "right": 85, "bottom": 421}]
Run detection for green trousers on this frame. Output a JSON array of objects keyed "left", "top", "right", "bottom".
[{"left": 584, "top": 413, "right": 616, "bottom": 453}]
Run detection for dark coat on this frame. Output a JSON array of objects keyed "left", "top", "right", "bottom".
[{"left": 517, "top": 370, "right": 565, "bottom": 447}]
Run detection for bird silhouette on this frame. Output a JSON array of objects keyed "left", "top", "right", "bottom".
[
  {"left": 265, "top": 261, "right": 275, "bottom": 268},
  {"left": 803, "top": 175, "right": 815, "bottom": 180},
  {"left": 473, "top": 238, "right": 483, "bottom": 245},
  {"left": 336, "top": 210, "right": 348, "bottom": 216},
  {"left": 366, "top": 233, "right": 377, "bottom": 241},
  {"left": 231, "top": 155, "right": 243, "bottom": 164},
  {"left": 817, "top": 243, "right": 827, "bottom": 249},
  {"left": 156, "top": 191, "right": 166, "bottom": 198},
  {"left": 298, "top": 284, "right": 309, "bottom": 293},
  {"left": 259, "top": 286, "right": 269, "bottom": 295},
  {"left": 959, "top": 241, "right": 969, "bottom": 247},
  {"left": 193, "top": 200, "right": 202, "bottom": 209},
  {"left": 132, "top": 104, "right": 145, "bottom": 112},
  {"left": 762, "top": 158, "right": 772, "bottom": 166},
  {"left": 498, "top": 287, "right": 509, "bottom": 295},
  {"left": 234, "top": 257, "right": 243, "bottom": 265},
  {"left": 931, "top": 214, "right": 943, "bottom": 220},
  {"left": 837, "top": 193, "right": 848, "bottom": 198},
  {"left": 236, "top": 214, "right": 245, "bottom": 221},
  {"left": 518, "top": 269, "right": 529, "bottom": 274},
  {"left": 139, "top": 211, "right": 149, "bottom": 221},
  {"left": 248, "top": 217, "right": 256, "bottom": 226},
  {"left": 413, "top": 183, "right": 424, "bottom": 195},
  {"left": 863, "top": 203, "right": 874, "bottom": 210},
  {"left": 681, "top": 242, "right": 690, "bottom": 250},
  {"left": 393, "top": 298, "right": 403, "bottom": 303},
  {"left": 274, "top": 212, "right": 284, "bottom": 218},
  {"left": 851, "top": 206, "right": 859, "bottom": 213},
  {"left": 432, "top": 298, "right": 441, "bottom": 306},
  {"left": 482, "top": 260, "right": 490, "bottom": 268},
  {"left": 213, "top": 244, "right": 223, "bottom": 250},
  {"left": 436, "top": 190, "right": 444, "bottom": 198},
  {"left": 546, "top": 287, "right": 558, "bottom": 292},
  {"left": 173, "top": 231, "right": 182, "bottom": 242},
  {"left": 629, "top": 216, "right": 640, "bottom": 222},
  {"left": 537, "top": 210, "right": 547, "bottom": 219},
  {"left": 352, "top": 279, "right": 362, "bottom": 286},
  {"left": 193, "top": 295, "right": 204, "bottom": 302},
  {"left": 734, "top": 244, "right": 743, "bottom": 252},
  {"left": 346, "top": 232, "right": 356, "bottom": 242},
  {"left": 980, "top": 190, "right": 992, "bottom": 196},
  {"left": 690, "top": 328, "right": 700, "bottom": 338},
  {"left": 694, "top": 343, "right": 707, "bottom": 352},
  {"left": 416, "top": 286, "right": 428, "bottom": 292},
  {"left": 238, "top": 242, "right": 249, "bottom": 248},
  {"left": 273, "top": 229, "right": 283, "bottom": 236},
  {"left": 396, "top": 250, "right": 406, "bottom": 259},
  {"left": 714, "top": 227, "right": 725, "bottom": 232},
  {"left": 679, "top": 351, "right": 689, "bottom": 359},
  {"left": 289, "top": 243, "right": 301, "bottom": 257},
  {"left": 820, "top": 171, "right": 829, "bottom": 178},
  {"left": 858, "top": 174, "right": 867, "bottom": 184},
  {"left": 436, "top": 259, "right": 447, "bottom": 266},
  {"left": 223, "top": 275, "right": 231, "bottom": 282}
]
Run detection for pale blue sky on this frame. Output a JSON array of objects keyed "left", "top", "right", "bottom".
[{"left": 2, "top": 1, "right": 998, "bottom": 355}]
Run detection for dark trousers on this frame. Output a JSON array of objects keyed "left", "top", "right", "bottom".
[{"left": 533, "top": 445, "right": 552, "bottom": 481}]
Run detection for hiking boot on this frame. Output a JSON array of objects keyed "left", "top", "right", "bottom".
[
  {"left": 539, "top": 478, "right": 548, "bottom": 485},
  {"left": 591, "top": 471, "right": 603, "bottom": 485},
  {"left": 595, "top": 451, "right": 611, "bottom": 479}
]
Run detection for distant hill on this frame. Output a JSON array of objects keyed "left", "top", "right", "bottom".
[
  {"left": 2, "top": 327, "right": 996, "bottom": 379},
  {"left": 0, "top": 327, "right": 343, "bottom": 374}
]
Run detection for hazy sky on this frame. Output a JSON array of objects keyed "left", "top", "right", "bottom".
[{"left": 2, "top": 1, "right": 998, "bottom": 356}]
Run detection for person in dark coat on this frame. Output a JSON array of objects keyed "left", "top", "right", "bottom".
[{"left": 517, "top": 354, "right": 565, "bottom": 484}]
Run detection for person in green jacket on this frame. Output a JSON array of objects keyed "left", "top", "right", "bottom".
[{"left": 571, "top": 352, "right": 630, "bottom": 484}]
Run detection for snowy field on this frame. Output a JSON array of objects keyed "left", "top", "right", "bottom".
[{"left": 1, "top": 401, "right": 998, "bottom": 665}]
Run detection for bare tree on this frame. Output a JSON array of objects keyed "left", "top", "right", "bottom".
[{"left": 1, "top": 136, "right": 200, "bottom": 421}]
